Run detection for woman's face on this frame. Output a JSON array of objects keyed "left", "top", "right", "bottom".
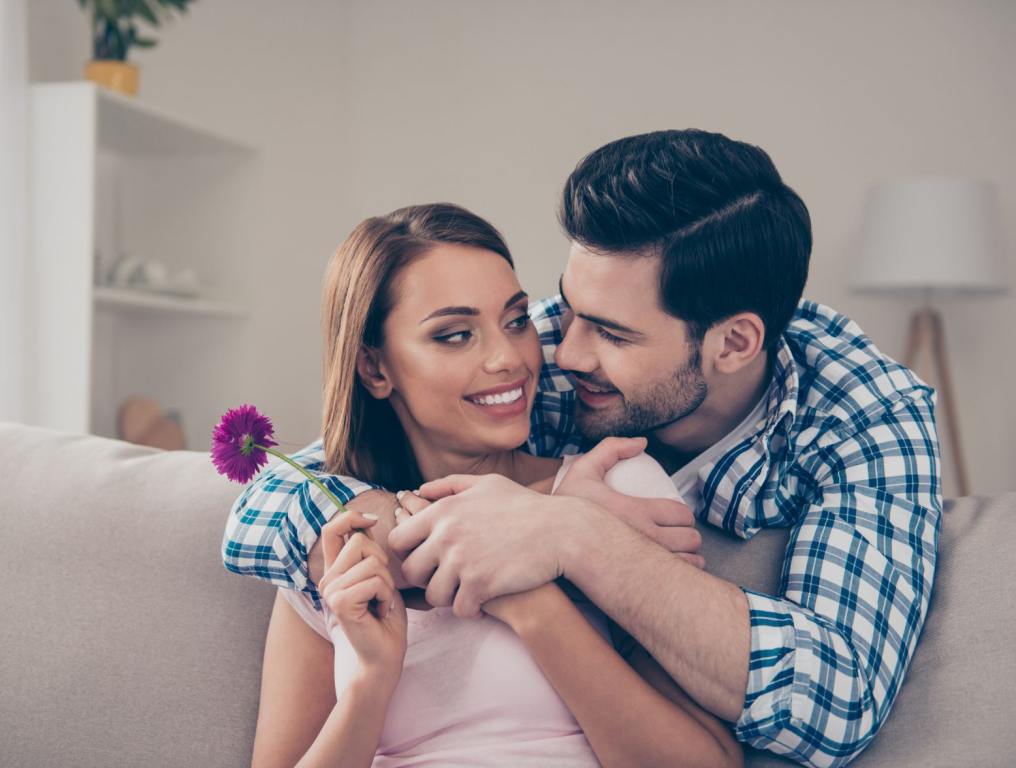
[{"left": 370, "top": 243, "right": 542, "bottom": 463}]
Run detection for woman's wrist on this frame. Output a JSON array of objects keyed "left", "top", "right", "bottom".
[
  {"left": 507, "top": 582, "right": 571, "bottom": 637},
  {"left": 351, "top": 667, "right": 401, "bottom": 703}
]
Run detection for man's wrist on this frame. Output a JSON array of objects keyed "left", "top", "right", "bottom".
[{"left": 555, "top": 495, "right": 626, "bottom": 583}]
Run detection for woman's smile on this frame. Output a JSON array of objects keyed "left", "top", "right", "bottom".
[{"left": 464, "top": 376, "right": 530, "bottom": 419}]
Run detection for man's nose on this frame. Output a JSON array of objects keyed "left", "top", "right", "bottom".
[{"left": 555, "top": 320, "right": 596, "bottom": 374}]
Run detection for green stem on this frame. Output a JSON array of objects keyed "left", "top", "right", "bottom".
[{"left": 257, "top": 445, "right": 349, "bottom": 516}]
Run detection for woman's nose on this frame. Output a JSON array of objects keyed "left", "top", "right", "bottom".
[{"left": 484, "top": 331, "right": 525, "bottom": 374}]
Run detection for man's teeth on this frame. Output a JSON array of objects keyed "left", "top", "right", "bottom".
[{"left": 469, "top": 387, "right": 523, "bottom": 406}]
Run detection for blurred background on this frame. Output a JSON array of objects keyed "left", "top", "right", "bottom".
[{"left": 2, "top": 0, "right": 1013, "bottom": 497}]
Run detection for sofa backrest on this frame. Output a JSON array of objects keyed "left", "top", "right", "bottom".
[
  {"left": 1, "top": 421, "right": 275, "bottom": 767},
  {"left": 1, "top": 421, "right": 1012, "bottom": 767}
]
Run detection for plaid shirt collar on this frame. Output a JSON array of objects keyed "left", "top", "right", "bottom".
[{"left": 691, "top": 334, "right": 801, "bottom": 538}]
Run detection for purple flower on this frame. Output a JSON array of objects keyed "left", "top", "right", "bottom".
[
  {"left": 210, "top": 403, "right": 348, "bottom": 515},
  {"left": 210, "top": 404, "right": 279, "bottom": 484}
]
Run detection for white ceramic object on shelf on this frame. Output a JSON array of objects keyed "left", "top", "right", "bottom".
[{"left": 104, "top": 255, "right": 203, "bottom": 298}]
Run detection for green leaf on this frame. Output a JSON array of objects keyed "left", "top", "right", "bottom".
[
  {"left": 135, "top": 0, "right": 161, "bottom": 26},
  {"left": 95, "top": 0, "right": 118, "bottom": 20},
  {"left": 132, "top": 36, "right": 158, "bottom": 48}
]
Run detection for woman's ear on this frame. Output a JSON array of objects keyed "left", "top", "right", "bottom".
[{"left": 356, "top": 346, "right": 393, "bottom": 399}]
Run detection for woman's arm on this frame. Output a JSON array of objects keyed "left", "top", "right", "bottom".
[
  {"left": 256, "top": 508, "right": 406, "bottom": 768},
  {"left": 251, "top": 592, "right": 337, "bottom": 768},
  {"left": 294, "top": 676, "right": 397, "bottom": 768},
  {"left": 486, "top": 584, "right": 743, "bottom": 768},
  {"left": 253, "top": 591, "right": 395, "bottom": 768}
]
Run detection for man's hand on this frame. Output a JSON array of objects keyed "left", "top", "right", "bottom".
[
  {"left": 556, "top": 437, "right": 704, "bottom": 569},
  {"left": 387, "top": 474, "right": 579, "bottom": 618}
]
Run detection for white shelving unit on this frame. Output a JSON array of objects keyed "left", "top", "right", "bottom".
[
  {"left": 92, "top": 286, "right": 247, "bottom": 318},
  {"left": 27, "top": 82, "right": 258, "bottom": 446}
]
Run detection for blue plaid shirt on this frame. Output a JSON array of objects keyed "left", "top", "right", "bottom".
[{"left": 222, "top": 297, "right": 940, "bottom": 768}]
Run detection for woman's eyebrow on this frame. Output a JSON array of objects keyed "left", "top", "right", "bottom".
[
  {"left": 420, "top": 290, "right": 529, "bottom": 324},
  {"left": 503, "top": 290, "right": 528, "bottom": 308},
  {"left": 420, "top": 306, "right": 478, "bottom": 323}
]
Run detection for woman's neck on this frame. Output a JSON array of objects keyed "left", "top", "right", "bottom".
[{"left": 408, "top": 438, "right": 558, "bottom": 490}]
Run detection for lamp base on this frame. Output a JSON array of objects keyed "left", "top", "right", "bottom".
[{"left": 904, "top": 306, "right": 969, "bottom": 496}]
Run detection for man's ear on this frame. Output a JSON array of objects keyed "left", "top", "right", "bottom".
[
  {"left": 712, "top": 312, "right": 765, "bottom": 375},
  {"left": 356, "top": 346, "right": 393, "bottom": 399}
]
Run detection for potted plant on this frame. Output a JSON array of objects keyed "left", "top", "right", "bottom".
[{"left": 78, "top": 0, "right": 195, "bottom": 96}]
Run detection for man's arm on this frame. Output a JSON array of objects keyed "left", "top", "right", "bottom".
[
  {"left": 557, "top": 503, "right": 751, "bottom": 721},
  {"left": 406, "top": 394, "right": 940, "bottom": 767},
  {"left": 561, "top": 404, "right": 942, "bottom": 767},
  {"left": 220, "top": 438, "right": 380, "bottom": 609}
]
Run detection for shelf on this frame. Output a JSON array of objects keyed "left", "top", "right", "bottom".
[
  {"left": 95, "top": 84, "right": 256, "bottom": 155},
  {"left": 93, "top": 286, "right": 248, "bottom": 318},
  {"left": 28, "top": 81, "right": 256, "bottom": 439},
  {"left": 29, "top": 82, "right": 255, "bottom": 156}
]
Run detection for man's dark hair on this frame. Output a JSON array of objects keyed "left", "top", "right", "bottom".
[{"left": 559, "top": 129, "right": 812, "bottom": 349}]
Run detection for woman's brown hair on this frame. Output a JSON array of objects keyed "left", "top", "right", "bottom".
[{"left": 320, "top": 203, "right": 514, "bottom": 491}]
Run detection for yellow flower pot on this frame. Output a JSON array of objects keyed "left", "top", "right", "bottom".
[{"left": 84, "top": 59, "right": 139, "bottom": 96}]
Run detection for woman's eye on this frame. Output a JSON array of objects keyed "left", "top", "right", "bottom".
[
  {"left": 507, "top": 314, "right": 530, "bottom": 331},
  {"left": 434, "top": 330, "right": 472, "bottom": 345},
  {"left": 596, "top": 326, "right": 629, "bottom": 346}
]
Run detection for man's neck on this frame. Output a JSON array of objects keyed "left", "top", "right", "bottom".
[{"left": 649, "top": 351, "right": 773, "bottom": 473}]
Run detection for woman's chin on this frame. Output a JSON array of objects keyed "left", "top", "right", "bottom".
[{"left": 472, "top": 416, "right": 532, "bottom": 452}]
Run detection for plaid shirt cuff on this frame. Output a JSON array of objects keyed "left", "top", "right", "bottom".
[
  {"left": 221, "top": 455, "right": 379, "bottom": 610},
  {"left": 736, "top": 589, "right": 879, "bottom": 768}
]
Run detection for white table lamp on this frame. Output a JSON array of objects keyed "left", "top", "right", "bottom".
[{"left": 852, "top": 177, "right": 1008, "bottom": 495}]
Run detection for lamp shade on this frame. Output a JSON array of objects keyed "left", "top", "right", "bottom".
[{"left": 852, "top": 177, "right": 1008, "bottom": 294}]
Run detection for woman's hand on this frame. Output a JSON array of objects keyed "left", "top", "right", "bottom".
[
  {"left": 318, "top": 511, "right": 408, "bottom": 688},
  {"left": 394, "top": 489, "right": 431, "bottom": 523}
]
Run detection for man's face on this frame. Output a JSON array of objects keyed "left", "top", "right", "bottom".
[{"left": 555, "top": 242, "right": 708, "bottom": 442}]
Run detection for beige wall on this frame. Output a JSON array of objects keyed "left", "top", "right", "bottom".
[{"left": 29, "top": 0, "right": 1016, "bottom": 494}]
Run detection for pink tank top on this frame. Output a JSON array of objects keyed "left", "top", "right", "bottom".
[{"left": 279, "top": 451, "right": 683, "bottom": 766}]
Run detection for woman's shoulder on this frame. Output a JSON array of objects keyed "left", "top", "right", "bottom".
[
  {"left": 277, "top": 586, "right": 332, "bottom": 642},
  {"left": 556, "top": 449, "right": 683, "bottom": 502}
]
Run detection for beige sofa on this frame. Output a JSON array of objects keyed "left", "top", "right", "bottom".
[{"left": 1, "top": 421, "right": 1012, "bottom": 767}]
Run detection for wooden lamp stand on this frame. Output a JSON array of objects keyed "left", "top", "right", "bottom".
[{"left": 903, "top": 306, "right": 969, "bottom": 497}]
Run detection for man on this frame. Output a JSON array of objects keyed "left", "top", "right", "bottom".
[{"left": 223, "top": 129, "right": 941, "bottom": 767}]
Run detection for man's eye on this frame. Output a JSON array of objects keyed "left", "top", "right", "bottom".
[
  {"left": 434, "top": 330, "right": 471, "bottom": 344},
  {"left": 596, "top": 326, "right": 628, "bottom": 346},
  {"left": 507, "top": 314, "right": 530, "bottom": 331}
]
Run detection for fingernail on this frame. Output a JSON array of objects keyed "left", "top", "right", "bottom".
[
  {"left": 393, "top": 507, "right": 403, "bottom": 524},
  {"left": 396, "top": 490, "right": 407, "bottom": 501},
  {"left": 362, "top": 512, "right": 378, "bottom": 521}
]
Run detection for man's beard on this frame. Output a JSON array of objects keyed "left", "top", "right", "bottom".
[{"left": 573, "top": 343, "right": 708, "bottom": 443}]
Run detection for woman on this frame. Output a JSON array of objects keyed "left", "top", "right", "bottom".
[{"left": 252, "top": 203, "right": 742, "bottom": 768}]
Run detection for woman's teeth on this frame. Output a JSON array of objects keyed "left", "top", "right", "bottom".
[{"left": 469, "top": 387, "right": 523, "bottom": 406}]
